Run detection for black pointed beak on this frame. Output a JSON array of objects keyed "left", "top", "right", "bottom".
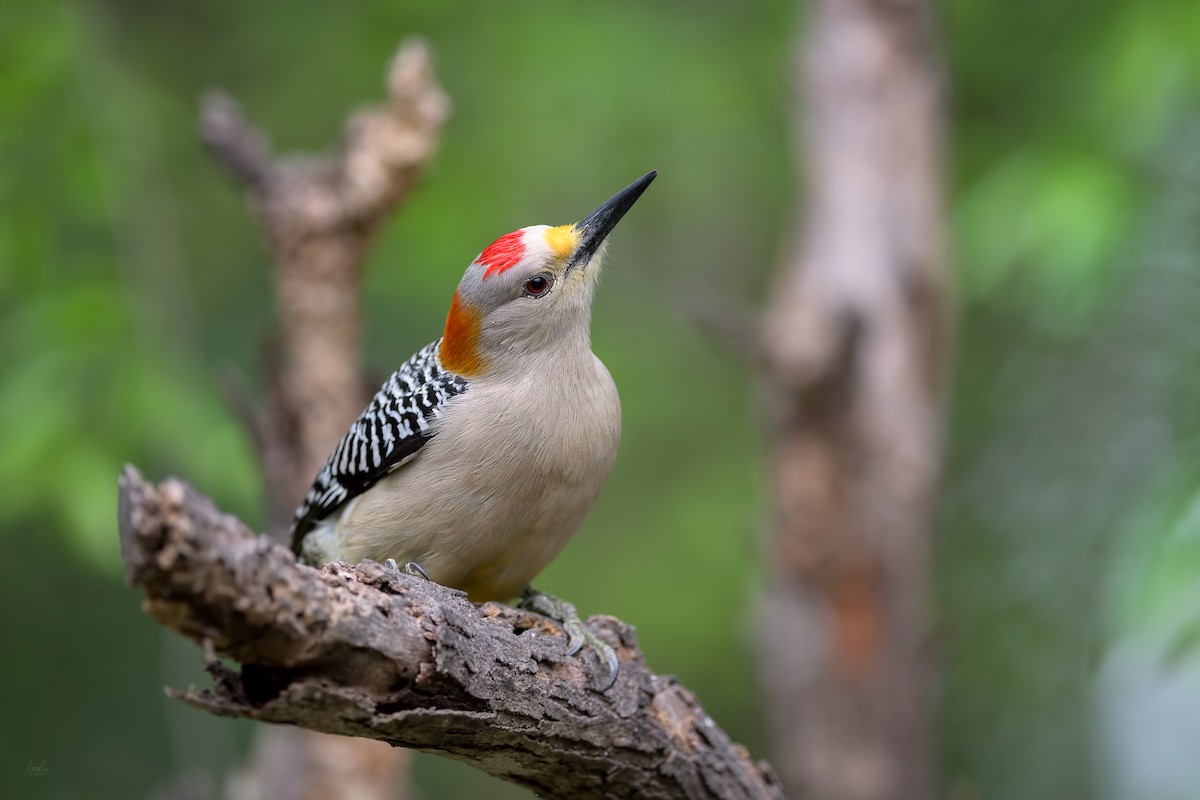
[{"left": 567, "top": 170, "right": 656, "bottom": 271}]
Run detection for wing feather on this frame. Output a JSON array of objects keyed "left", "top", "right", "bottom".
[{"left": 288, "top": 339, "right": 468, "bottom": 553}]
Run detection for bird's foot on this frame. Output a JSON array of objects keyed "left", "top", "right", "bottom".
[
  {"left": 520, "top": 586, "right": 618, "bottom": 691},
  {"left": 380, "top": 559, "right": 467, "bottom": 598},
  {"left": 383, "top": 558, "right": 430, "bottom": 581}
]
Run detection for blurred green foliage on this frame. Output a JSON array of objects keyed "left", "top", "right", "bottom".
[{"left": 3, "top": 0, "right": 1200, "bottom": 798}]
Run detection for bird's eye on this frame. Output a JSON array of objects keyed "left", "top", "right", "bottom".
[{"left": 523, "top": 275, "right": 552, "bottom": 297}]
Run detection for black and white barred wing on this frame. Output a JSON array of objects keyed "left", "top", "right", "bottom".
[{"left": 289, "top": 339, "right": 468, "bottom": 552}]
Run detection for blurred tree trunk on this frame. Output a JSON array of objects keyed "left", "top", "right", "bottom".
[
  {"left": 756, "top": 0, "right": 950, "bottom": 798},
  {"left": 197, "top": 39, "right": 449, "bottom": 800}
]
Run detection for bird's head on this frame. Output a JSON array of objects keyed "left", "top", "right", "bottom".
[{"left": 439, "top": 171, "right": 656, "bottom": 377}]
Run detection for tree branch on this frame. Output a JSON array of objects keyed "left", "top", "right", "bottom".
[
  {"left": 118, "top": 466, "right": 783, "bottom": 800},
  {"left": 195, "top": 37, "right": 449, "bottom": 798},
  {"left": 200, "top": 37, "right": 451, "bottom": 535}
]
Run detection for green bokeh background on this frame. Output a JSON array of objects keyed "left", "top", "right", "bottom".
[{"left": 3, "top": 1, "right": 1200, "bottom": 798}]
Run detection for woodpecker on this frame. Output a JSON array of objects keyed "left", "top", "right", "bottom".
[{"left": 290, "top": 171, "right": 656, "bottom": 687}]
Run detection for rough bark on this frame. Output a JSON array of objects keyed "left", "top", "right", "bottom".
[
  {"left": 195, "top": 38, "right": 449, "bottom": 800},
  {"left": 119, "top": 467, "right": 783, "bottom": 800},
  {"left": 755, "top": 0, "right": 950, "bottom": 798}
]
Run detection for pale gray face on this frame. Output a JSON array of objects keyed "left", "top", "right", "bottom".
[
  {"left": 440, "top": 172, "right": 656, "bottom": 375},
  {"left": 456, "top": 224, "right": 589, "bottom": 315},
  {"left": 455, "top": 224, "right": 600, "bottom": 358}
]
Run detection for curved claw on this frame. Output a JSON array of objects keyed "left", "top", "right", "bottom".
[
  {"left": 565, "top": 627, "right": 586, "bottom": 657},
  {"left": 383, "top": 559, "right": 430, "bottom": 582},
  {"left": 520, "top": 586, "right": 620, "bottom": 691},
  {"left": 383, "top": 558, "right": 435, "bottom": 587},
  {"left": 403, "top": 562, "right": 430, "bottom": 581},
  {"left": 600, "top": 646, "right": 619, "bottom": 692}
]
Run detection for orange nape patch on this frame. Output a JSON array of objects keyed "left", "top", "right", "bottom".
[
  {"left": 544, "top": 224, "right": 580, "bottom": 260},
  {"left": 479, "top": 230, "right": 526, "bottom": 280},
  {"left": 439, "top": 292, "right": 486, "bottom": 377}
]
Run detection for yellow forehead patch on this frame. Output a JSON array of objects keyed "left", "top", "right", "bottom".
[{"left": 544, "top": 224, "right": 580, "bottom": 260}]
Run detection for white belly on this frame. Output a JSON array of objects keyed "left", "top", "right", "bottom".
[{"left": 324, "top": 356, "right": 620, "bottom": 601}]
